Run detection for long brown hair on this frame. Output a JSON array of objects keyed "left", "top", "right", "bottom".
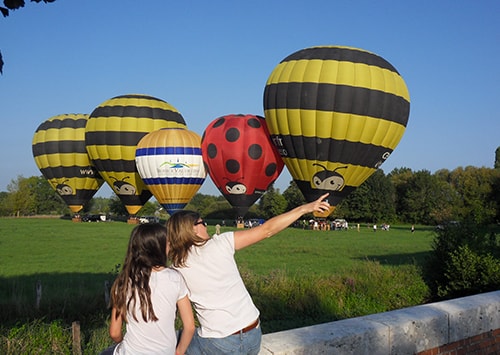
[
  {"left": 166, "top": 210, "right": 208, "bottom": 267},
  {"left": 110, "top": 223, "right": 167, "bottom": 323}
]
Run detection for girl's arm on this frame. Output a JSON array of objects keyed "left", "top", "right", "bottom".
[
  {"left": 234, "top": 193, "right": 330, "bottom": 250},
  {"left": 109, "top": 307, "right": 124, "bottom": 343},
  {"left": 175, "top": 295, "right": 195, "bottom": 355}
]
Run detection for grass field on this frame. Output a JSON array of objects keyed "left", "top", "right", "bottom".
[
  {"left": 0, "top": 217, "right": 435, "bottom": 353},
  {"left": 0, "top": 218, "right": 434, "bottom": 277}
]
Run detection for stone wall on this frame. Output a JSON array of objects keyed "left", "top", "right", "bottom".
[{"left": 258, "top": 290, "right": 500, "bottom": 354}]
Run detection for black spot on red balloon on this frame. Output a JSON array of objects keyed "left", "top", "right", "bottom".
[
  {"left": 265, "top": 163, "right": 278, "bottom": 176},
  {"left": 226, "top": 159, "right": 240, "bottom": 174},
  {"left": 213, "top": 118, "right": 225, "bottom": 128},
  {"left": 226, "top": 128, "right": 240, "bottom": 142},
  {"left": 248, "top": 144, "right": 262, "bottom": 160},
  {"left": 207, "top": 143, "right": 217, "bottom": 159},
  {"left": 247, "top": 118, "right": 261, "bottom": 129}
]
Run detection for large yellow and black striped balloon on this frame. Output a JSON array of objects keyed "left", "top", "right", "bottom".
[
  {"left": 263, "top": 46, "right": 410, "bottom": 217},
  {"left": 85, "top": 94, "right": 187, "bottom": 216},
  {"left": 32, "top": 113, "right": 104, "bottom": 214}
]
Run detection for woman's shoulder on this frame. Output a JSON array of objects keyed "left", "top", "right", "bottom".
[{"left": 158, "top": 267, "right": 184, "bottom": 281}]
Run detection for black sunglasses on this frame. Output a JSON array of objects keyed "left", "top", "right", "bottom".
[{"left": 194, "top": 220, "right": 207, "bottom": 227}]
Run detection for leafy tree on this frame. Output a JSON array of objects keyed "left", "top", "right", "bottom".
[
  {"left": 495, "top": 146, "right": 500, "bottom": 169},
  {"left": 339, "top": 169, "right": 395, "bottom": 223},
  {"left": 258, "top": 185, "right": 287, "bottom": 219},
  {"left": 137, "top": 200, "right": 161, "bottom": 216},
  {"left": 32, "top": 176, "right": 67, "bottom": 214},
  {"left": 108, "top": 195, "right": 128, "bottom": 217},
  {"left": 388, "top": 167, "right": 413, "bottom": 219},
  {"left": 282, "top": 180, "right": 305, "bottom": 211},
  {"left": 0, "top": 191, "right": 9, "bottom": 216},
  {"left": 448, "top": 166, "right": 499, "bottom": 224},
  {"left": 398, "top": 170, "right": 445, "bottom": 225},
  {"left": 4, "top": 175, "right": 78, "bottom": 216}
]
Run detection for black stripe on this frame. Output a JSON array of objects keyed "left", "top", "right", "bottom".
[
  {"left": 264, "top": 82, "right": 410, "bottom": 126},
  {"left": 60, "top": 189, "right": 103, "bottom": 205},
  {"left": 274, "top": 135, "right": 392, "bottom": 168},
  {"left": 36, "top": 118, "right": 88, "bottom": 131},
  {"left": 111, "top": 94, "right": 161, "bottom": 101},
  {"left": 90, "top": 159, "right": 138, "bottom": 174},
  {"left": 118, "top": 192, "right": 152, "bottom": 208},
  {"left": 85, "top": 131, "right": 149, "bottom": 146},
  {"left": 282, "top": 47, "right": 398, "bottom": 73},
  {"left": 39, "top": 166, "right": 102, "bottom": 180},
  {"left": 295, "top": 180, "right": 356, "bottom": 206},
  {"left": 32, "top": 140, "right": 88, "bottom": 156},
  {"left": 89, "top": 105, "right": 185, "bottom": 125}
]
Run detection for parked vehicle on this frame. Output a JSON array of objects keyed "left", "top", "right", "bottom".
[{"left": 82, "top": 214, "right": 107, "bottom": 222}]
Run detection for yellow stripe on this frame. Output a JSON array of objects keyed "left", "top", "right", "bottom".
[
  {"left": 100, "top": 97, "right": 181, "bottom": 113},
  {"left": 86, "top": 117, "right": 185, "bottom": 132},
  {"left": 34, "top": 153, "right": 93, "bottom": 168},
  {"left": 282, "top": 158, "right": 377, "bottom": 187},
  {"left": 267, "top": 60, "right": 410, "bottom": 101},
  {"left": 149, "top": 184, "right": 201, "bottom": 204},
  {"left": 264, "top": 109, "right": 407, "bottom": 149},
  {"left": 86, "top": 145, "right": 138, "bottom": 160}
]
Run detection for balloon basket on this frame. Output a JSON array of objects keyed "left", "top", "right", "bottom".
[
  {"left": 237, "top": 223, "right": 245, "bottom": 229},
  {"left": 127, "top": 217, "right": 139, "bottom": 225},
  {"left": 72, "top": 216, "right": 82, "bottom": 223}
]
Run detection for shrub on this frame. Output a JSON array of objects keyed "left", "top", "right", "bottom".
[
  {"left": 425, "top": 220, "right": 500, "bottom": 300},
  {"left": 437, "top": 245, "right": 500, "bottom": 298}
]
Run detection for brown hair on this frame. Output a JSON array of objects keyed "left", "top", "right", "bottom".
[
  {"left": 110, "top": 223, "right": 167, "bottom": 323},
  {"left": 166, "top": 210, "right": 207, "bottom": 267}
]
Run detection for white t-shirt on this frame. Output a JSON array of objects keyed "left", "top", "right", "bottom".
[
  {"left": 176, "top": 232, "right": 260, "bottom": 338},
  {"left": 116, "top": 268, "right": 188, "bottom": 355}
]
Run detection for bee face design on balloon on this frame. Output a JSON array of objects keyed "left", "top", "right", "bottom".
[
  {"left": 56, "top": 179, "right": 74, "bottom": 195},
  {"left": 110, "top": 176, "right": 136, "bottom": 195},
  {"left": 312, "top": 164, "right": 347, "bottom": 191}
]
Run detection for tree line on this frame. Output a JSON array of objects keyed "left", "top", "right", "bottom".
[{"left": 1, "top": 163, "right": 499, "bottom": 226}]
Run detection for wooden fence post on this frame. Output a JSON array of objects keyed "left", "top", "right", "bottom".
[
  {"left": 35, "top": 280, "right": 42, "bottom": 310},
  {"left": 104, "top": 280, "right": 110, "bottom": 307},
  {"left": 72, "top": 321, "right": 82, "bottom": 355}
]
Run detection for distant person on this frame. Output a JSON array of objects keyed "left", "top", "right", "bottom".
[
  {"left": 411, "top": 224, "right": 415, "bottom": 233},
  {"left": 166, "top": 193, "right": 331, "bottom": 355},
  {"left": 215, "top": 223, "right": 221, "bottom": 235},
  {"left": 101, "top": 223, "right": 195, "bottom": 355},
  {"left": 373, "top": 224, "right": 377, "bottom": 232}
]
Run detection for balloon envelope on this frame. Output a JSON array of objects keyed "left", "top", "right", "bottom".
[
  {"left": 263, "top": 46, "right": 410, "bottom": 217},
  {"left": 201, "top": 114, "right": 284, "bottom": 216},
  {"left": 85, "top": 94, "right": 187, "bottom": 216},
  {"left": 32, "top": 113, "right": 104, "bottom": 213},
  {"left": 136, "top": 128, "right": 206, "bottom": 215}
]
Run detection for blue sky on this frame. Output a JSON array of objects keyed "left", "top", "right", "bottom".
[{"left": 1, "top": 0, "right": 498, "bottom": 198}]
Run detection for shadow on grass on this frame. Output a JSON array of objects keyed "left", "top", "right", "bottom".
[
  {"left": 0, "top": 273, "right": 113, "bottom": 326},
  {"left": 354, "top": 251, "right": 430, "bottom": 267}
]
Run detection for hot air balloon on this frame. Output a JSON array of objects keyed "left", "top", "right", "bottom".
[
  {"left": 135, "top": 128, "right": 206, "bottom": 215},
  {"left": 32, "top": 113, "right": 104, "bottom": 219},
  {"left": 201, "top": 114, "right": 284, "bottom": 217},
  {"left": 85, "top": 94, "right": 187, "bottom": 220},
  {"left": 263, "top": 45, "right": 410, "bottom": 217}
]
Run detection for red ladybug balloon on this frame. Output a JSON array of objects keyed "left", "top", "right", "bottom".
[{"left": 202, "top": 114, "right": 284, "bottom": 216}]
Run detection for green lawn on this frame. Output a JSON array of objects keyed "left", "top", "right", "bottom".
[
  {"left": 0, "top": 217, "right": 435, "bottom": 352},
  {"left": 0, "top": 218, "right": 434, "bottom": 278}
]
